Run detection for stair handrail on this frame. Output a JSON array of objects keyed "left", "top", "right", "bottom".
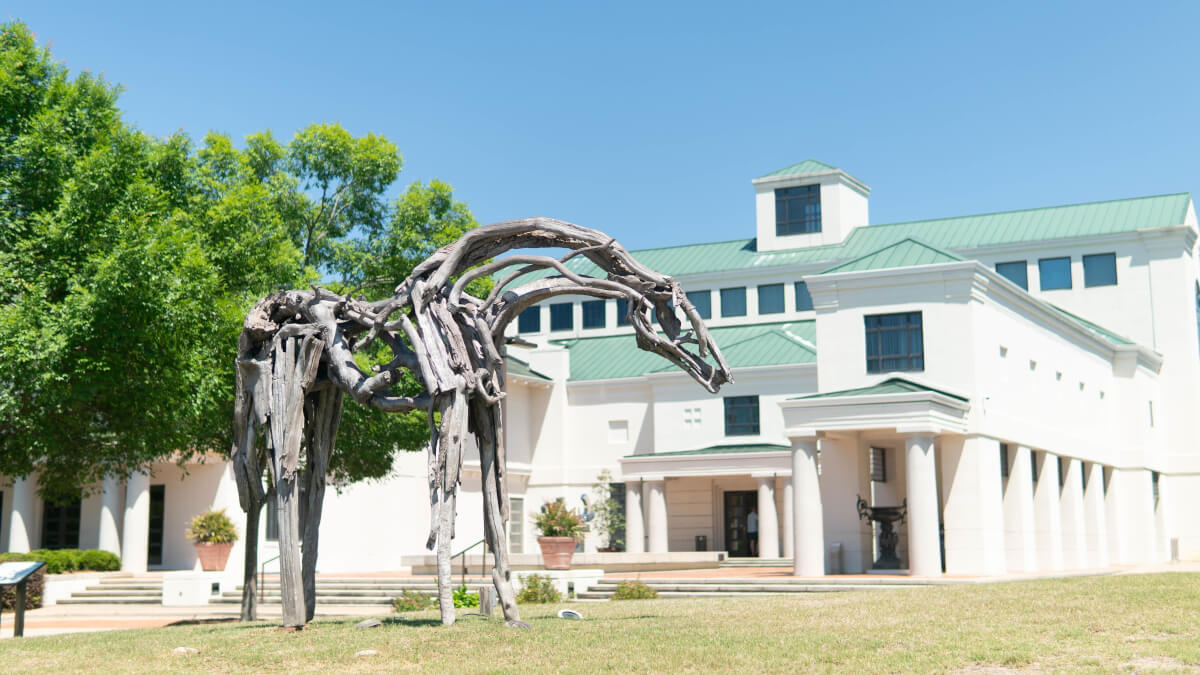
[
  {"left": 449, "top": 538, "right": 487, "bottom": 587},
  {"left": 259, "top": 553, "right": 280, "bottom": 605}
]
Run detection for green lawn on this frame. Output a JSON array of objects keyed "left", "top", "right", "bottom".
[{"left": 3, "top": 574, "right": 1199, "bottom": 673}]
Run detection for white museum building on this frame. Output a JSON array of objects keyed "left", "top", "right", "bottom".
[{"left": 3, "top": 159, "right": 1199, "bottom": 582}]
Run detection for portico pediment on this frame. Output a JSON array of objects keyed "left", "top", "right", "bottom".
[
  {"left": 621, "top": 443, "right": 791, "bottom": 478},
  {"left": 779, "top": 377, "right": 970, "bottom": 439}
]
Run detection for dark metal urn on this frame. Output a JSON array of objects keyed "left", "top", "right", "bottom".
[{"left": 856, "top": 495, "right": 907, "bottom": 570}]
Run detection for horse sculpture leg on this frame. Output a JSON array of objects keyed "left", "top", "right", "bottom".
[{"left": 473, "top": 399, "right": 527, "bottom": 628}]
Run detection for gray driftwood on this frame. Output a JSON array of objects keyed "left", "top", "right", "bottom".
[{"left": 230, "top": 217, "right": 732, "bottom": 628}]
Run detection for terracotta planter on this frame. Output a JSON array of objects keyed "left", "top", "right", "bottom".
[
  {"left": 194, "top": 542, "right": 234, "bottom": 571},
  {"left": 537, "top": 536, "right": 578, "bottom": 570}
]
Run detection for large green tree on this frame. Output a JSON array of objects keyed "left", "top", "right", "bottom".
[{"left": 0, "top": 21, "right": 478, "bottom": 499}]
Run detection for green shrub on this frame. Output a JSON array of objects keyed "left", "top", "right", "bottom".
[
  {"left": 3, "top": 549, "right": 121, "bottom": 574},
  {"left": 186, "top": 509, "right": 238, "bottom": 544},
  {"left": 28, "top": 549, "right": 80, "bottom": 574},
  {"left": 452, "top": 584, "right": 480, "bottom": 608},
  {"left": 79, "top": 549, "right": 121, "bottom": 571},
  {"left": 392, "top": 589, "right": 436, "bottom": 612},
  {"left": 533, "top": 498, "right": 585, "bottom": 538},
  {"left": 612, "top": 579, "right": 658, "bottom": 600},
  {"left": 516, "top": 574, "right": 561, "bottom": 604}
]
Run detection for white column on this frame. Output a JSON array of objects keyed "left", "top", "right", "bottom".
[
  {"left": 97, "top": 474, "right": 122, "bottom": 556},
  {"left": 1059, "top": 458, "right": 1088, "bottom": 569},
  {"left": 121, "top": 471, "right": 151, "bottom": 573},
  {"left": 1033, "top": 451, "right": 1064, "bottom": 571},
  {"left": 755, "top": 475, "right": 780, "bottom": 558},
  {"left": 1003, "top": 445, "right": 1038, "bottom": 572},
  {"left": 1083, "top": 462, "right": 1109, "bottom": 568},
  {"left": 6, "top": 475, "right": 36, "bottom": 553},
  {"left": 791, "top": 438, "right": 824, "bottom": 576},
  {"left": 939, "top": 437, "right": 1006, "bottom": 575},
  {"left": 905, "top": 434, "right": 942, "bottom": 577},
  {"left": 624, "top": 482, "right": 645, "bottom": 554},
  {"left": 645, "top": 479, "right": 668, "bottom": 553},
  {"left": 781, "top": 477, "right": 795, "bottom": 559}
]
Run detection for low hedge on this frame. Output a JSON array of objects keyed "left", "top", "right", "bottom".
[{"left": 0, "top": 548, "right": 121, "bottom": 574}]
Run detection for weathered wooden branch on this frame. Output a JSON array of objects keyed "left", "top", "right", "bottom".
[{"left": 231, "top": 218, "right": 732, "bottom": 629}]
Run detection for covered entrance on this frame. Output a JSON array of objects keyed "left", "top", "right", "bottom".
[{"left": 620, "top": 443, "right": 793, "bottom": 559}]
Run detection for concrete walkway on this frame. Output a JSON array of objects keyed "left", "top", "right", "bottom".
[{"left": 4, "top": 561, "right": 1197, "bottom": 639}]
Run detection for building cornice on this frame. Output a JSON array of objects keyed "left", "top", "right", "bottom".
[{"left": 780, "top": 385, "right": 972, "bottom": 439}]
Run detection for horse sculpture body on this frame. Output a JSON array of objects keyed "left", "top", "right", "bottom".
[{"left": 231, "top": 218, "right": 732, "bottom": 628}]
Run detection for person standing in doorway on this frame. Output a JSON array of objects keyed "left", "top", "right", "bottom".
[{"left": 748, "top": 507, "right": 759, "bottom": 557}]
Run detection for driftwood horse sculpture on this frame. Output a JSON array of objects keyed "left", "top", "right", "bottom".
[{"left": 231, "top": 218, "right": 732, "bottom": 628}]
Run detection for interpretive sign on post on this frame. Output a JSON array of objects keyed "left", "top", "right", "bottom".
[{"left": 0, "top": 561, "right": 45, "bottom": 638}]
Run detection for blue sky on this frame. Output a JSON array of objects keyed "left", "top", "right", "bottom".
[{"left": 8, "top": 2, "right": 1200, "bottom": 251}]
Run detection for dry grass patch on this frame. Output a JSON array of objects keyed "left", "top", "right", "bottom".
[{"left": 1, "top": 573, "right": 1198, "bottom": 673}]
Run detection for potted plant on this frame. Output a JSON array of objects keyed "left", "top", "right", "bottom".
[
  {"left": 534, "top": 498, "right": 585, "bottom": 570},
  {"left": 591, "top": 470, "right": 626, "bottom": 552},
  {"left": 186, "top": 509, "right": 238, "bottom": 571}
]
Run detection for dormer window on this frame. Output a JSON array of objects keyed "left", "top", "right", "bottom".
[{"left": 775, "top": 184, "right": 821, "bottom": 235}]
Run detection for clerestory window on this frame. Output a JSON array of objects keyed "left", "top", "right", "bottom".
[{"left": 775, "top": 184, "right": 822, "bottom": 235}]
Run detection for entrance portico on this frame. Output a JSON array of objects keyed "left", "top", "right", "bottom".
[
  {"left": 620, "top": 444, "right": 793, "bottom": 560},
  {"left": 780, "top": 378, "right": 974, "bottom": 577}
]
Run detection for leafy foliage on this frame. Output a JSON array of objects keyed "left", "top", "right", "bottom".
[
  {"left": 451, "top": 584, "right": 480, "bottom": 608},
  {"left": 78, "top": 549, "right": 122, "bottom": 571},
  {"left": 611, "top": 579, "right": 658, "bottom": 600},
  {"left": 515, "top": 574, "right": 562, "bottom": 604},
  {"left": 534, "top": 498, "right": 586, "bottom": 538},
  {"left": 0, "top": 548, "right": 120, "bottom": 574},
  {"left": 591, "top": 470, "right": 625, "bottom": 550},
  {"left": 0, "top": 21, "right": 481, "bottom": 497},
  {"left": 186, "top": 509, "right": 239, "bottom": 543},
  {"left": 392, "top": 589, "right": 436, "bottom": 612}
]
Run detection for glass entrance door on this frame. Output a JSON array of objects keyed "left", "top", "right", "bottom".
[
  {"left": 148, "top": 485, "right": 165, "bottom": 566},
  {"left": 41, "top": 498, "right": 81, "bottom": 549},
  {"left": 723, "top": 491, "right": 756, "bottom": 557}
]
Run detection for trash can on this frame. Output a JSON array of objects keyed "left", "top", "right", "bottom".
[{"left": 695, "top": 535, "right": 707, "bottom": 551}]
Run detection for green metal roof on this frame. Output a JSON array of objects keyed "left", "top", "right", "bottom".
[
  {"left": 630, "top": 442, "right": 790, "bottom": 458},
  {"left": 497, "top": 193, "right": 1192, "bottom": 284},
  {"left": 820, "top": 238, "right": 963, "bottom": 274},
  {"left": 757, "top": 159, "right": 839, "bottom": 179},
  {"left": 505, "top": 355, "right": 551, "bottom": 381},
  {"left": 841, "top": 192, "right": 1191, "bottom": 256},
  {"left": 791, "top": 377, "right": 968, "bottom": 402},
  {"left": 555, "top": 320, "right": 816, "bottom": 382}
]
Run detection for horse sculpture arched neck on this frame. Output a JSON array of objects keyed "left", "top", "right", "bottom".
[{"left": 231, "top": 218, "right": 732, "bottom": 628}]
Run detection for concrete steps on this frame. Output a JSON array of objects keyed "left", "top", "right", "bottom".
[
  {"left": 58, "top": 577, "right": 164, "bottom": 605},
  {"left": 578, "top": 576, "right": 926, "bottom": 599},
  {"left": 719, "top": 558, "right": 794, "bottom": 568},
  {"left": 214, "top": 577, "right": 494, "bottom": 606}
]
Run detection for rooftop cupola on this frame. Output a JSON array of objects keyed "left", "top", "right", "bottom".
[{"left": 752, "top": 159, "right": 870, "bottom": 252}]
